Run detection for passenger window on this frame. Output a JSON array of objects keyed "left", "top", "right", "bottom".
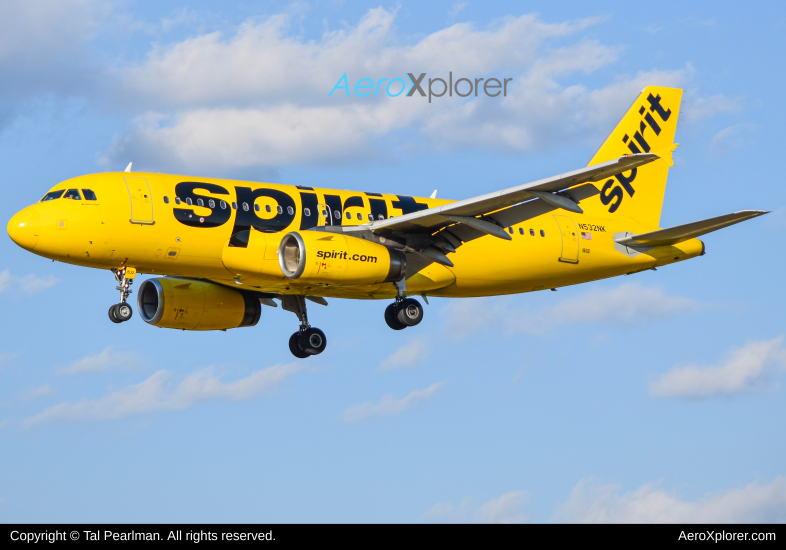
[
  {"left": 163, "top": 196, "right": 169, "bottom": 204},
  {"left": 346, "top": 212, "right": 352, "bottom": 220},
  {"left": 41, "top": 190, "right": 65, "bottom": 202},
  {"left": 334, "top": 210, "right": 341, "bottom": 219},
  {"left": 277, "top": 205, "right": 282, "bottom": 214},
  {"left": 186, "top": 197, "right": 193, "bottom": 206},
  {"left": 197, "top": 198, "right": 204, "bottom": 207},
  {"left": 242, "top": 203, "right": 248, "bottom": 211},
  {"left": 378, "top": 214, "right": 384, "bottom": 220},
  {"left": 287, "top": 206, "right": 294, "bottom": 215},
  {"left": 529, "top": 229, "right": 534, "bottom": 236},
  {"left": 304, "top": 208, "right": 311, "bottom": 217},
  {"left": 232, "top": 202, "right": 237, "bottom": 210},
  {"left": 175, "top": 197, "right": 181, "bottom": 205},
  {"left": 208, "top": 199, "right": 215, "bottom": 208},
  {"left": 255, "top": 204, "right": 260, "bottom": 212},
  {"left": 508, "top": 227, "right": 513, "bottom": 234},
  {"left": 63, "top": 189, "right": 81, "bottom": 200},
  {"left": 519, "top": 228, "right": 524, "bottom": 235},
  {"left": 82, "top": 189, "right": 97, "bottom": 201},
  {"left": 220, "top": 200, "right": 227, "bottom": 209},
  {"left": 368, "top": 214, "right": 373, "bottom": 221},
  {"left": 540, "top": 230, "right": 545, "bottom": 237},
  {"left": 321, "top": 209, "right": 328, "bottom": 218}
]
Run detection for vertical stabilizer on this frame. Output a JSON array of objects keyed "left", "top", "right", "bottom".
[{"left": 582, "top": 86, "right": 682, "bottom": 227}]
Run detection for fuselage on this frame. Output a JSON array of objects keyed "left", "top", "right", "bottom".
[{"left": 7, "top": 171, "right": 704, "bottom": 299}]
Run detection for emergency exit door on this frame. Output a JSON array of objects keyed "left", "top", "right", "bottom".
[
  {"left": 554, "top": 215, "right": 579, "bottom": 263},
  {"left": 124, "top": 177, "right": 154, "bottom": 224}
]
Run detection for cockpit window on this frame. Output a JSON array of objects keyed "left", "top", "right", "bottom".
[
  {"left": 63, "top": 189, "right": 82, "bottom": 200},
  {"left": 82, "top": 189, "right": 97, "bottom": 201},
  {"left": 41, "top": 190, "right": 65, "bottom": 202}
]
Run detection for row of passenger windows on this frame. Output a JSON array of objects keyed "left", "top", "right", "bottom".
[
  {"left": 162, "top": 196, "right": 389, "bottom": 221},
  {"left": 508, "top": 226, "right": 546, "bottom": 237},
  {"left": 41, "top": 189, "right": 97, "bottom": 202}
]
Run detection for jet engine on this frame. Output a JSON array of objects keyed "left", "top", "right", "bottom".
[
  {"left": 278, "top": 230, "right": 405, "bottom": 286},
  {"left": 138, "top": 277, "right": 261, "bottom": 330}
]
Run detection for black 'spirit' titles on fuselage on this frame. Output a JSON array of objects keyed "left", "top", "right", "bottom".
[{"left": 171, "top": 184, "right": 425, "bottom": 247}]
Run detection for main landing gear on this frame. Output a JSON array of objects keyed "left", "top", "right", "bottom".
[
  {"left": 108, "top": 268, "right": 134, "bottom": 324},
  {"left": 281, "top": 295, "right": 327, "bottom": 359},
  {"left": 384, "top": 280, "right": 424, "bottom": 330}
]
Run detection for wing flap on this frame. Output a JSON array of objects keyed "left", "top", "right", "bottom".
[{"left": 615, "top": 210, "right": 769, "bottom": 248}]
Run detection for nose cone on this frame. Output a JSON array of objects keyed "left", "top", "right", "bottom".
[{"left": 7, "top": 206, "right": 41, "bottom": 251}]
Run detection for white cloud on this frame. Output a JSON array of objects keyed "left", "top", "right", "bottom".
[
  {"left": 681, "top": 94, "right": 741, "bottom": 124},
  {"left": 709, "top": 123, "right": 756, "bottom": 158},
  {"left": 421, "top": 491, "right": 529, "bottom": 523},
  {"left": 102, "top": 9, "right": 706, "bottom": 171},
  {"left": 0, "top": 0, "right": 105, "bottom": 67},
  {"left": 22, "top": 384, "right": 53, "bottom": 400},
  {"left": 0, "top": 0, "right": 109, "bottom": 121},
  {"left": 25, "top": 363, "right": 303, "bottom": 427},
  {"left": 443, "top": 283, "right": 702, "bottom": 339},
  {"left": 650, "top": 337, "right": 786, "bottom": 398},
  {"left": 554, "top": 477, "right": 786, "bottom": 523},
  {"left": 447, "top": 3, "right": 468, "bottom": 24},
  {"left": 59, "top": 347, "right": 140, "bottom": 375},
  {"left": 378, "top": 337, "right": 430, "bottom": 371},
  {"left": 0, "top": 270, "right": 58, "bottom": 295},
  {"left": 342, "top": 381, "right": 446, "bottom": 423}
]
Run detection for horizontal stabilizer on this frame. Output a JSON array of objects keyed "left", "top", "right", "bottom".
[{"left": 615, "top": 210, "right": 768, "bottom": 248}]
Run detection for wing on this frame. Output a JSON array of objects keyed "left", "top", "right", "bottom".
[
  {"left": 326, "top": 153, "right": 663, "bottom": 270},
  {"left": 615, "top": 210, "right": 768, "bottom": 248}
]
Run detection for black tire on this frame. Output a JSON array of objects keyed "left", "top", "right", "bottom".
[
  {"left": 299, "top": 327, "right": 327, "bottom": 355},
  {"left": 396, "top": 298, "right": 423, "bottom": 327},
  {"left": 384, "top": 303, "right": 406, "bottom": 330},
  {"left": 288, "top": 332, "right": 309, "bottom": 359},
  {"left": 108, "top": 304, "right": 122, "bottom": 323},
  {"left": 115, "top": 303, "right": 133, "bottom": 322}
]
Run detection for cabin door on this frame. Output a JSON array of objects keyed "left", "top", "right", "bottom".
[
  {"left": 554, "top": 215, "right": 579, "bottom": 263},
  {"left": 124, "top": 177, "right": 154, "bottom": 224}
]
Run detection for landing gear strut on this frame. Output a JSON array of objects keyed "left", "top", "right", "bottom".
[
  {"left": 108, "top": 267, "right": 134, "bottom": 323},
  {"left": 384, "top": 279, "right": 424, "bottom": 330},
  {"left": 281, "top": 295, "right": 327, "bottom": 358}
]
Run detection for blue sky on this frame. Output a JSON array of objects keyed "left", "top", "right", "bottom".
[{"left": 1, "top": 0, "right": 785, "bottom": 522}]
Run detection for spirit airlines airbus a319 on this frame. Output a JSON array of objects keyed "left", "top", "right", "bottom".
[{"left": 6, "top": 87, "right": 767, "bottom": 358}]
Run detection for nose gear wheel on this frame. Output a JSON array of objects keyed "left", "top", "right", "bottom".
[{"left": 108, "top": 268, "right": 134, "bottom": 324}]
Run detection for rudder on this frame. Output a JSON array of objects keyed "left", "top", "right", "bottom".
[{"left": 582, "top": 86, "right": 682, "bottom": 227}]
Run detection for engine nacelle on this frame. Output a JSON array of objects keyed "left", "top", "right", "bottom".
[
  {"left": 278, "top": 230, "right": 405, "bottom": 286},
  {"left": 138, "top": 277, "right": 261, "bottom": 331}
]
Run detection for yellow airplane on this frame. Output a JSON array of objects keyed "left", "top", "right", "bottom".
[{"left": 6, "top": 86, "right": 767, "bottom": 358}]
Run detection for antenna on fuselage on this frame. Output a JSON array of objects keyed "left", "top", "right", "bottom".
[{"left": 124, "top": 162, "right": 133, "bottom": 172}]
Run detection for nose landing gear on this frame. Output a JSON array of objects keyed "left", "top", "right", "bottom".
[
  {"left": 108, "top": 267, "right": 135, "bottom": 324},
  {"left": 282, "top": 295, "right": 327, "bottom": 358}
]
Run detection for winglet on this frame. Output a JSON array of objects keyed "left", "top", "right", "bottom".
[
  {"left": 125, "top": 162, "right": 133, "bottom": 172},
  {"left": 430, "top": 190, "right": 437, "bottom": 199},
  {"left": 654, "top": 143, "right": 678, "bottom": 167}
]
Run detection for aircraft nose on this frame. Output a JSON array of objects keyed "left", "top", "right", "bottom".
[{"left": 7, "top": 206, "right": 41, "bottom": 251}]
